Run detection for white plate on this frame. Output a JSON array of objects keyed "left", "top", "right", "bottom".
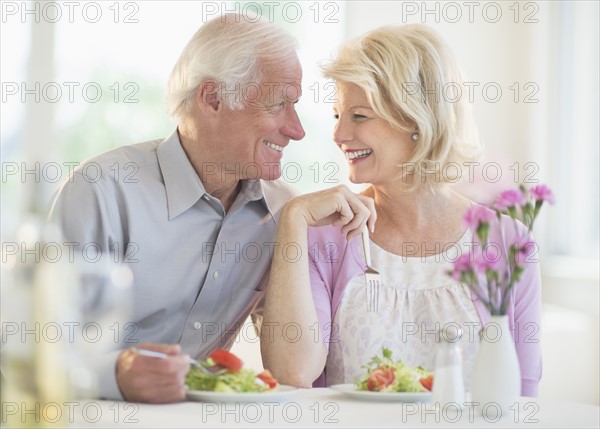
[
  {"left": 330, "top": 384, "right": 432, "bottom": 402},
  {"left": 186, "top": 385, "right": 299, "bottom": 403}
]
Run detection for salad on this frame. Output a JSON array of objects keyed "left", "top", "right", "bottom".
[
  {"left": 185, "top": 349, "right": 278, "bottom": 393},
  {"left": 356, "top": 348, "right": 434, "bottom": 393}
]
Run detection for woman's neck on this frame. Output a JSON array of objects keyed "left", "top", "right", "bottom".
[{"left": 363, "top": 183, "right": 471, "bottom": 256}]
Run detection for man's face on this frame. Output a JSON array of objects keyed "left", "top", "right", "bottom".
[{"left": 216, "top": 54, "right": 305, "bottom": 181}]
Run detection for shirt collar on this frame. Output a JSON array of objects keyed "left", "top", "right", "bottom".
[
  {"left": 158, "top": 129, "right": 278, "bottom": 220},
  {"left": 260, "top": 180, "right": 299, "bottom": 222},
  {"left": 240, "top": 179, "right": 265, "bottom": 203},
  {"left": 241, "top": 179, "right": 298, "bottom": 221},
  {"left": 157, "top": 129, "right": 206, "bottom": 220}
]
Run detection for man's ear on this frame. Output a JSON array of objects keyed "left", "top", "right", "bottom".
[{"left": 196, "top": 80, "right": 221, "bottom": 112}]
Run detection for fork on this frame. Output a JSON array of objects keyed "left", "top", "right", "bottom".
[
  {"left": 132, "top": 347, "right": 227, "bottom": 375},
  {"left": 360, "top": 228, "right": 382, "bottom": 313}
]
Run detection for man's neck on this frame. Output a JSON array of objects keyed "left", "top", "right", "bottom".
[
  {"left": 177, "top": 123, "right": 243, "bottom": 213},
  {"left": 204, "top": 179, "right": 242, "bottom": 213}
]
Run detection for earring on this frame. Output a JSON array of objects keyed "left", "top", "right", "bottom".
[{"left": 411, "top": 132, "right": 419, "bottom": 141}]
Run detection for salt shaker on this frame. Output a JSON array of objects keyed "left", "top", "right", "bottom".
[{"left": 431, "top": 325, "right": 466, "bottom": 408}]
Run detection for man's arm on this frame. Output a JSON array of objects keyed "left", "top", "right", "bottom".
[{"left": 49, "top": 170, "right": 190, "bottom": 402}]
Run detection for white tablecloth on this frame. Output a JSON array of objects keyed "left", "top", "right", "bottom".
[{"left": 64, "top": 388, "right": 599, "bottom": 428}]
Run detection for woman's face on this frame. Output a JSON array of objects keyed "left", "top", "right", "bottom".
[{"left": 332, "top": 82, "right": 415, "bottom": 186}]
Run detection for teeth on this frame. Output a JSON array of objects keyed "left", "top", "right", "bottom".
[
  {"left": 265, "top": 141, "right": 284, "bottom": 152},
  {"left": 345, "top": 149, "right": 373, "bottom": 160}
]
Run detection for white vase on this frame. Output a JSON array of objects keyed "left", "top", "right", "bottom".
[{"left": 470, "top": 315, "right": 521, "bottom": 418}]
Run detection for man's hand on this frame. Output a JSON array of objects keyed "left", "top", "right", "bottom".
[
  {"left": 284, "top": 185, "right": 377, "bottom": 241},
  {"left": 116, "top": 343, "right": 190, "bottom": 403}
]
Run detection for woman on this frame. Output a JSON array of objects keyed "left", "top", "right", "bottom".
[{"left": 261, "top": 24, "right": 541, "bottom": 396}]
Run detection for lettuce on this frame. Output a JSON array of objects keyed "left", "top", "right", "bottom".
[
  {"left": 186, "top": 367, "right": 269, "bottom": 393},
  {"left": 356, "top": 347, "right": 431, "bottom": 392}
]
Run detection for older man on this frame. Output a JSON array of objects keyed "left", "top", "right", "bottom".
[{"left": 49, "top": 13, "right": 304, "bottom": 403}]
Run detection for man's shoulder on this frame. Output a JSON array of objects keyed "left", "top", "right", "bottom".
[
  {"left": 74, "top": 139, "right": 163, "bottom": 175},
  {"left": 53, "top": 137, "right": 167, "bottom": 203}
]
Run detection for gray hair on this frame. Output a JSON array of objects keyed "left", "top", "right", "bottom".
[{"left": 166, "top": 13, "right": 299, "bottom": 117}]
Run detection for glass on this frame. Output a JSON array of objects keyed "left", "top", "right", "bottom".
[
  {"left": 68, "top": 252, "right": 134, "bottom": 398},
  {"left": 1, "top": 217, "right": 77, "bottom": 427},
  {"left": 1, "top": 216, "right": 133, "bottom": 428}
]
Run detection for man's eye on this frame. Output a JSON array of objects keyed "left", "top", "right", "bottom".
[{"left": 266, "top": 102, "right": 285, "bottom": 112}]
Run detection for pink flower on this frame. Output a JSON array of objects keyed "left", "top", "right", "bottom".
[
  {"left": 494, "top": 189, "right": 526, "bottom": 211},
  {"left": 530, "top": 184, "right": 555, "bottom": 205},
  {"left": 473, "top": 246, "right": 502, "bottom": 273},
  {"left": 512, "top": 237, "right": 537, "bottom": 267},
  {"left": 447, "top": 183, "right": 553, "bottom": 315},
  {"left": 451, "top": 252, "right": 472, "bottom": 280},
  {"left": 463, "top": 205, "right": 494, "bottom": 231}
]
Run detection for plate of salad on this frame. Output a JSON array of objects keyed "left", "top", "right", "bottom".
[
  {"left": 331, "top": 348, "right": 434, "bottom": 402},
  {"left": 185, "top": 349, "right": 298, "bottom": 402}
]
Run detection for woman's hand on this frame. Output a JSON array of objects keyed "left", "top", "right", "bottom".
[{"left": 283, "top": 185, "right": 376, "bottom": 240}]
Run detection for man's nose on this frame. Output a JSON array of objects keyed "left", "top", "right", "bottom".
[{"left": 283, "top": 107, "right": 305, "bottom": 141}]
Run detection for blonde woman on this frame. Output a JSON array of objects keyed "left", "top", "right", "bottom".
[{"left": 261, "top": 24, "right": 541, "bottom": 396}]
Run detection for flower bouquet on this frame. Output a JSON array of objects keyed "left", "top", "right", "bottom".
[
  {"left": 450, "top": 184, "right": 554, "bottom": 412},
  {"left": 449, "top": 184, "right": 555, "bottom": 315}
]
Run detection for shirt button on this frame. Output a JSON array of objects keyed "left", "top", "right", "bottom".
[
  {"left": 213, "top": 271, "right": 219, "bottom": 279},
  {"left": 193, "top": 322, "right": 202, "bottom": 330}
]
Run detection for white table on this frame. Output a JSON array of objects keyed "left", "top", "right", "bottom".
[{"left": 65, "top": 388, "right": 599, "bottom": 428}]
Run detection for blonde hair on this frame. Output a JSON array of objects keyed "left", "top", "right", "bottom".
[
  {"left": 322, "top": 24, "right": 481, "bottom": 187},
  {"left": 166, "top": 13, "right": 299, "bottom": 117}
]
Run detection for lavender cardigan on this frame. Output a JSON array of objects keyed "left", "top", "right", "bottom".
[{"left": 307, "top": 207, "right": 542, "bottom": 397}]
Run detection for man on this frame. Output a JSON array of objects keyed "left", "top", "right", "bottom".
[{"left": 49, "top": 13, "right": 304, "bottom": 403}]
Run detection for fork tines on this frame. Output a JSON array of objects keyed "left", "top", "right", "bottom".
[{"left": 361, "top": 230, "right": 382, "bottom": 313}]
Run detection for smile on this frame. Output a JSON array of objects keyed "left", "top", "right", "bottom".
[
  {"left": 265, "top": 141, "right": 284, "bottom": 152},
  {"left": 344, "top": 149, "right": 373, "bottom": 160}
]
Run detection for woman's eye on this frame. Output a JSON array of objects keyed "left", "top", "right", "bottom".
[
  {"left": 353, "top": 114, "right": 367, "bottom": 120},
  {"left": 333, "top": 114, "right": 339, "bottom": 120}
]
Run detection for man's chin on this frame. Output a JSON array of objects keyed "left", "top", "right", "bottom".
[
  {"left": 257, "top": 162, "right": 281, "bottom": 182},
  {"left": 261, "top": 172, "right": 282, "bottom": 182}
]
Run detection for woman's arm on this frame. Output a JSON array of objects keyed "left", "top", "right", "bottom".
[
  {"left": 260, "top": 186, "right": 376, "bottom": 387},
  {"left": 513, "top": 244, "right": 543, "bottom": 397}
]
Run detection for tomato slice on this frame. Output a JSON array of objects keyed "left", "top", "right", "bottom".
[
  {"left": 209, "top": 349, "right": 243, "bottom": 372},
  {"left": 366, "top": 367, "right": 395, "bottom": 391},
  {"left": 256, "top": 370, "right": 278, "bottom": 389},
  {"left": 419, "top": 375, "right": 434, "bottom": 391}
]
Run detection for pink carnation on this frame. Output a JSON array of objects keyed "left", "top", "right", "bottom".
[
  {"left": 451, "top": 252, "right": 472, "bottom": 280},
  {"left": 463, "top": 205, "right": 494, "bottom": 231},
  {"left": 530, "top": 184, "right": 555, "bottom": 205},
  {"left": 512, "top": 237, "right": 537, "bottom": 267},
  {"left": 494, "top": 189, "right": 526, "bottom": 211},
  {"left": 473, "top": 246, "right": 502, "bottom": 273}
]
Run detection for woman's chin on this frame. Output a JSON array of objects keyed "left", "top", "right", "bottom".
[{"left": 348, "top": 174, "right": 369, "bottom": 185}]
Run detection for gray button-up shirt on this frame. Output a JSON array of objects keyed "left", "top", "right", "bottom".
[{"left": 49, "top": 129, "right": 297, "bottom": 399}]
